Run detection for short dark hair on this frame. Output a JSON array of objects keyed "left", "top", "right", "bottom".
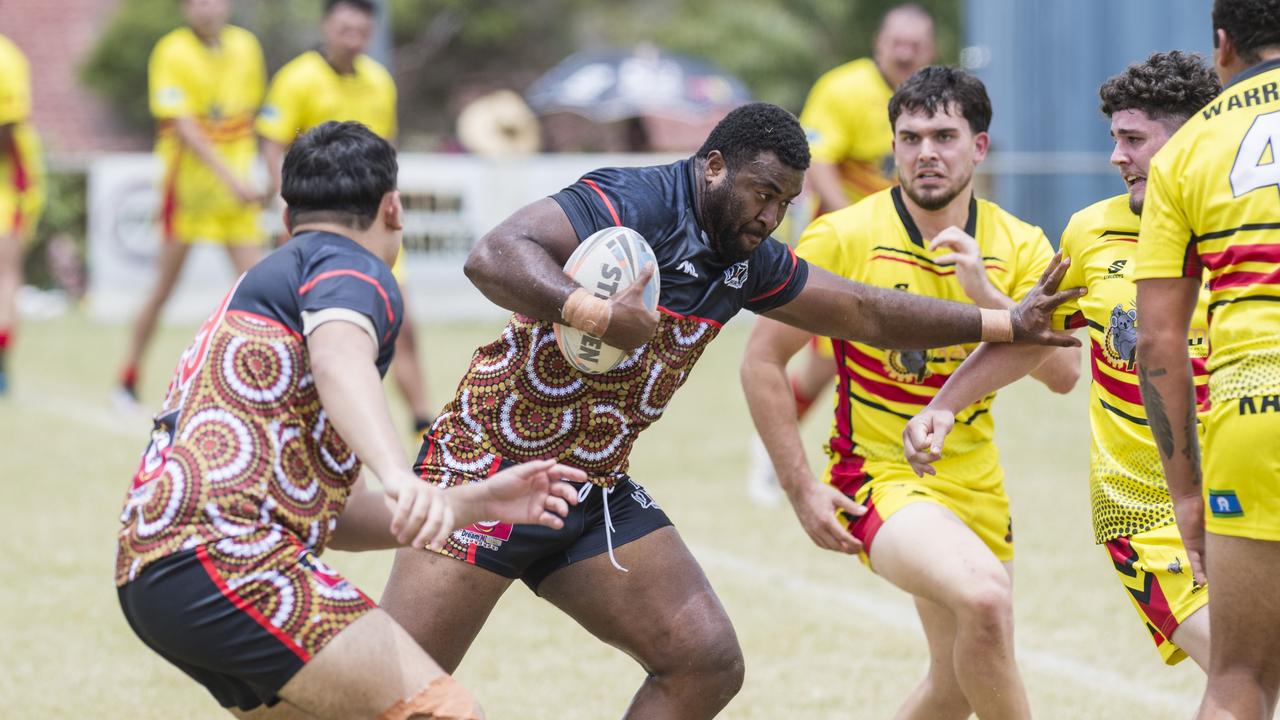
[
  {"left": 1099, "top": 51, "right": 1221, "bottom": 126},
  {"left": 325, "top": 0, "right": 375, "bottom": 16},
  {"left": 888, "top": 66, "right": 992, "bottom": 134},
  {"left": 1213, "top": 0, "right": 1280, "bottom": 63},
  {"left": 283, "top": 121, "right": 397, "bottom": 230},
  {"left": 696, "top": 102, "right": 810, "bottom": 172}
]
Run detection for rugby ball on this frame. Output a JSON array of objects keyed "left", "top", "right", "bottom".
[{"left": 554, "top": 226, "right": 661, "bottom": 374}]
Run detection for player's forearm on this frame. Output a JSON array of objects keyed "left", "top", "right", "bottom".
[
  {"left": 309, "top": 329, "right": 407, "bottom": 482},
  {"left": 1135, "top": 333, "right": 1201, "bottom": 500},
  {"left": 328, "top": 478, "right": 398, "bottom": 551},
  {"left": 842, "top": 285, "right": 984, "bottom": 349},
  {"left": 173, "top": 117, "right": 243, "bottom": 190},
  {"left": 464, "top": 230, "right": 578, "bottom": 323},
  {"left": 931, "top": 342, "right": 1055, "bottom": 413},
  {"left": 741, "top": 353, "right": 815, "bottom": 494},
  {"left": 807, "top": 163, "right": 849, "bottom": 213},
  {"left": 1028, "top": 346, "right": 1081, "bottom": 394},
  {"left": 261, "top": 138, "right": 286, "bottom": 198}
]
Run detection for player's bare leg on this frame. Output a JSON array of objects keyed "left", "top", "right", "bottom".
[
  {"left": 117, "top": 241, "right": 192, "bottom": 403},
  {"left": 232, "top": 609, "right": 479, "bottom": 720},
  {"left": 1196, "top": 533, "right": 1280, "bottom": 719},
  {"left": 537, "top": 527, "right": 743, "bottom": 719},
  {"left": 895, "top": 596, "right": 973, "bottom": 720},
  {"left": 224, "top": 242, "right": 264, "bottom": 275},
  {"left": 1170, "top": 605, "right": 1210, "bottom": 672},
  {"left": 0, "top": 231, "right": 22, "bottom": 393},
  {"left": 391, "top": 303, "right": 435, "bottom": 435},
  {"left": 870, "top": 503, "right": 1029, "bottom": 720},
  {"left": 746, "top": 343, "right": 835, "bottom": 505},
  {"left": 379, "top": 549, "right": 516, "bottom": 674}
]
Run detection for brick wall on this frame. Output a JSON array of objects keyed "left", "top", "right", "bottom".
[{"left": 1, "top": 0, "right": 147, "bottom": 160}]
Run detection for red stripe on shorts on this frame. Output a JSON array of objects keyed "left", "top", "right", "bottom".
[{"left": 195, "top": 545, "right": 311, "bottom": 662}]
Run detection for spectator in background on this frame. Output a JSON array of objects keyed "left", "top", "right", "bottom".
[
  {"left": 746, "top": 3, "right": 937, "bottom": 504},
  {"left": 0, "top": 33, "right": 45, "bottom": 395},
  {"left": 257, "top": 0, "right": 437, "bottom": 437},
  {"left": 115, "top": 0, "right": 266, "bottom": 410}
]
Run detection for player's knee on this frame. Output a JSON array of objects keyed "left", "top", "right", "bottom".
[
  {"left": 653, "top": 618, "right": 744, "bottom": 696},
  {"left": 954, "top": 574, "right": 1014, "bottom": 636}
]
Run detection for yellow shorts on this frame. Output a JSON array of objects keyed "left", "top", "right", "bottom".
[
  {"left": 161, "top": 165, "right": 262, "bottom": 245},
  {"left": 810, "top": 334, "right": 835, "bottom": 360},
  {"left": 825, "top": 454, "right": 1013, "bottom": 563},
  {"left": 1203, "top": 396, "right": 1280, "bottom": 541},
  {"left": 1103, "top": 524, "right": 1208, "bottom": 665},
  {"left": 0, "top": 185, "right": 44, "bottom": 243}
]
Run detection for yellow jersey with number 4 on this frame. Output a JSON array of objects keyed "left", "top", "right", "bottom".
[
  {"left": 797, "top": 187, "right": 1054, "bottom": 486},
  {"left": 1054, "top": 194, "right": 1210, "bottom": 542},
  {"left": 798, "top": 58, "right": 896, "bottom": 211},
  {"left": 256, "top": 51, "right": 397, "bottom": 143},
  {"left": 1135, "top": 59, "right": 1280, "bottom": 402}
]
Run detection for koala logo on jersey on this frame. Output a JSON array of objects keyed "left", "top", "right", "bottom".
[
  {"left": 723, "top": 261, "right": 749, "bottom": 289},
  {"left": 1104, "top": 303, "right": 1138, "bottom": 369},
  {"left": 886, "top": 349, "right": 931, "bottom": 383}
]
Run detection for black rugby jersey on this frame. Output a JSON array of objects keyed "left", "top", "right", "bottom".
[{"left": 420, "top": 158, "right": 810, "bottom": 482}]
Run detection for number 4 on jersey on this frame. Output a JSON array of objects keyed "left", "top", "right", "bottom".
[{"left": 1231, "top": 109, "right": 1280, "bottom": 198}]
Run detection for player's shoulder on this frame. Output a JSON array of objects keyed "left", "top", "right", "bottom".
[
  {"left": 1061, "top": 194, "right": 1134, "bottom": 254},
  {"left": 815, "top": 57, "right": 882, "bottom": 90},
  {"left": 354, "top": 54, "right": 394, "bottom": 86},
  {"left": 830, "top": 186, "right": 897, "bottom": 231},
  {"left": 152, "top": 26, "right": 197, "bottom": 57},
  {"left": 976, "top": 197, "right": 1047, "bottom": 245},
  {"left": 221, "top": 24, "right": 263, "bottom": 54},
  {"left": 0, "top": 33, "right": 21, "bottom": 60},
  {"left": 274, "top": 50, "right": 326, "bottom": 82}
]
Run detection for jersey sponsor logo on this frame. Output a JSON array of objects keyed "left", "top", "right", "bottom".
[
  {"left": 1238, "top": 394, "right": 1280, "bottom": 414},
  {"left": 886, "top": 350, "right": 931, "bottom": 383},
  {"left": 1103, "top": 303, "right": 1138, "bottom": 370},
  {"left": 1209, "top": 490, "right": 1244, "bottom": 518},
  {"left": 1105, "top": 258, "right": 1128, "bottom": 278},
  {"left": 630, "top": 486, "right": 660, "bottom": 510},
  {"left": 723, "top": 261, "right": 749, "bottom": 289},
  {"left": 297, "top": 550, "right": 352, "bottom": 590},
  {"left": 129, "top": 409, "right": 181, "bottom": 492},
  {"left": 676, "top": 260, "right": 699, "bottom": 278}
]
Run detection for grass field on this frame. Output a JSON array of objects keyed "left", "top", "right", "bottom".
[{"left": 1, "top": 313, "right": 1209, "bottom": 718}]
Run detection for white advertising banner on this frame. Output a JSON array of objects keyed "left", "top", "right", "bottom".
[{"left": 87, "top": 152, "right": 680, "bottom": 323}]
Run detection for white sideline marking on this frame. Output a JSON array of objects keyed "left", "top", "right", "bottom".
[{"left": 693, "top": 544, "right": 1203, "bottom": 714}]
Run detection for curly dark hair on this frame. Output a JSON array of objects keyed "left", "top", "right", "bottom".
[
  {"left": 696, "top": 102, "right": 810, "bottom": 172},
  {"left": 1214, "top": 0, "right": 1280, "bottom": 63},
  {"left": 888, "top": 66, "right": 992, "bottom": 134},
  {"left": 1099, "top": 51, "right": 1221, "bottom": 124}
]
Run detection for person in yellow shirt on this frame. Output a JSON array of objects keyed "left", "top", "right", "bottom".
[
  {"left": 115, "top": 0, "right": 266, "bottom": 407},
  {"left": 904, "top": 52, "right": 1221, "bottom": 671},
  {"left": 742, "top": 67, "right": 1080, "bottom": 720},
  {"left": 747, "top": 3, "right": 936, "bottom": 504},
  {"left": 0, "top": 34, "right": 45, "bottom": 395},
  {"left": 258, "top": 0, "right": 435, "bottom": 436},
  {"left": 1134, "top": 1, "right": 1280, "bottom": 716}
]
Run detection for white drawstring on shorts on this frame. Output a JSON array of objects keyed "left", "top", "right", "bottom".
[{"left": 578, "top": 483, "right": 628, "bottom": 572}]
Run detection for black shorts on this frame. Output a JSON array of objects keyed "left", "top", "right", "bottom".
[
  {"left": 421, "top": 443, "right": 673, "bottom": 591},
  {"left": 117, "top": 542, "right": 375, "bottom": 710}
]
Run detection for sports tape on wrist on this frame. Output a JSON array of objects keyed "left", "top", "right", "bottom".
[
  {"left": 562, "top": 287, "right": 611, "bottom": 336},
  {"left": 979, "top": 308, "right": 1014, "bottom": 343}
]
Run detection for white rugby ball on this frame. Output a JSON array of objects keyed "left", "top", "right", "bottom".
[{"left": 554, "top": 226, "right": 660, "bottom": 374}]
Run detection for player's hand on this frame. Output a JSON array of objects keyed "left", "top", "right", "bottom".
[
  {"left": 230, "top": 178, "right": 265, "bottom": 206},
  {"left": 902, "top": 407, "right": 955, "bottom": 477},
  {"left": 461, "top": 459, "right": 585, "bottom": 529},
  {"left": 1171, "top": 490, "right": 1207, "bottom": 585},
  {"left": 382, "top": 470, "right": 458, "bottom": 551},
  {"left": 602, "top": 263, "right": 660, "bottom": 350},
  {"left": 1010, "top": 253, "right": 1085, "bottom": 348},
  {"left": 786, "top": 478, "right": 865, "bottom": 555},
  {"left": 930, "top": 226, "right": 1003, "bottom": 307}
]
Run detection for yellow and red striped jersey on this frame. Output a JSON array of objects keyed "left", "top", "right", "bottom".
[
  {"left": 148, "top": 25, "right": 265, "bottom": 211},
  {"left": 0, "top": 33, "right": 44, "bottom": 235},
  {"left": 798, "top": 58, "right": 896, "bottom": 212},
  {"left": 1054, "top": 194, "right": 1210, "bottom": 542},
  {"left": 1135, "top": 59, "right": 1280, "bottom": 402},
  {"left": 796, "top": 187, "right": 1053, "bottom": 485}
]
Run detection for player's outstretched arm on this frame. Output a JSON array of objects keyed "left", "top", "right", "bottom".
[
  {"left": 464, "top": 198, "right": 657, "bottom": 349},
  {"left": 741, "top": 317, "right": 866, "bottom": 554},
  {"left": 1135, "top": 276, "right": 1205, "bottom": 583},
  {"left": 765, "top": 253, "right": 1084, "bottom": 351},
  {"left": 902, "top": 341, "right": 1057, "bottom": 476}
]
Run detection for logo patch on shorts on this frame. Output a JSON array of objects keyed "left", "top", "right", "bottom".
[
  {"left": 298, "top": 550, "right": 351, "bottom": 590},
  {"left": 1209, "top": 490, "right": 1244, "bottom": 518},
  {"left": 451, "top": 521, "right": 514, "bottom": 551}
]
